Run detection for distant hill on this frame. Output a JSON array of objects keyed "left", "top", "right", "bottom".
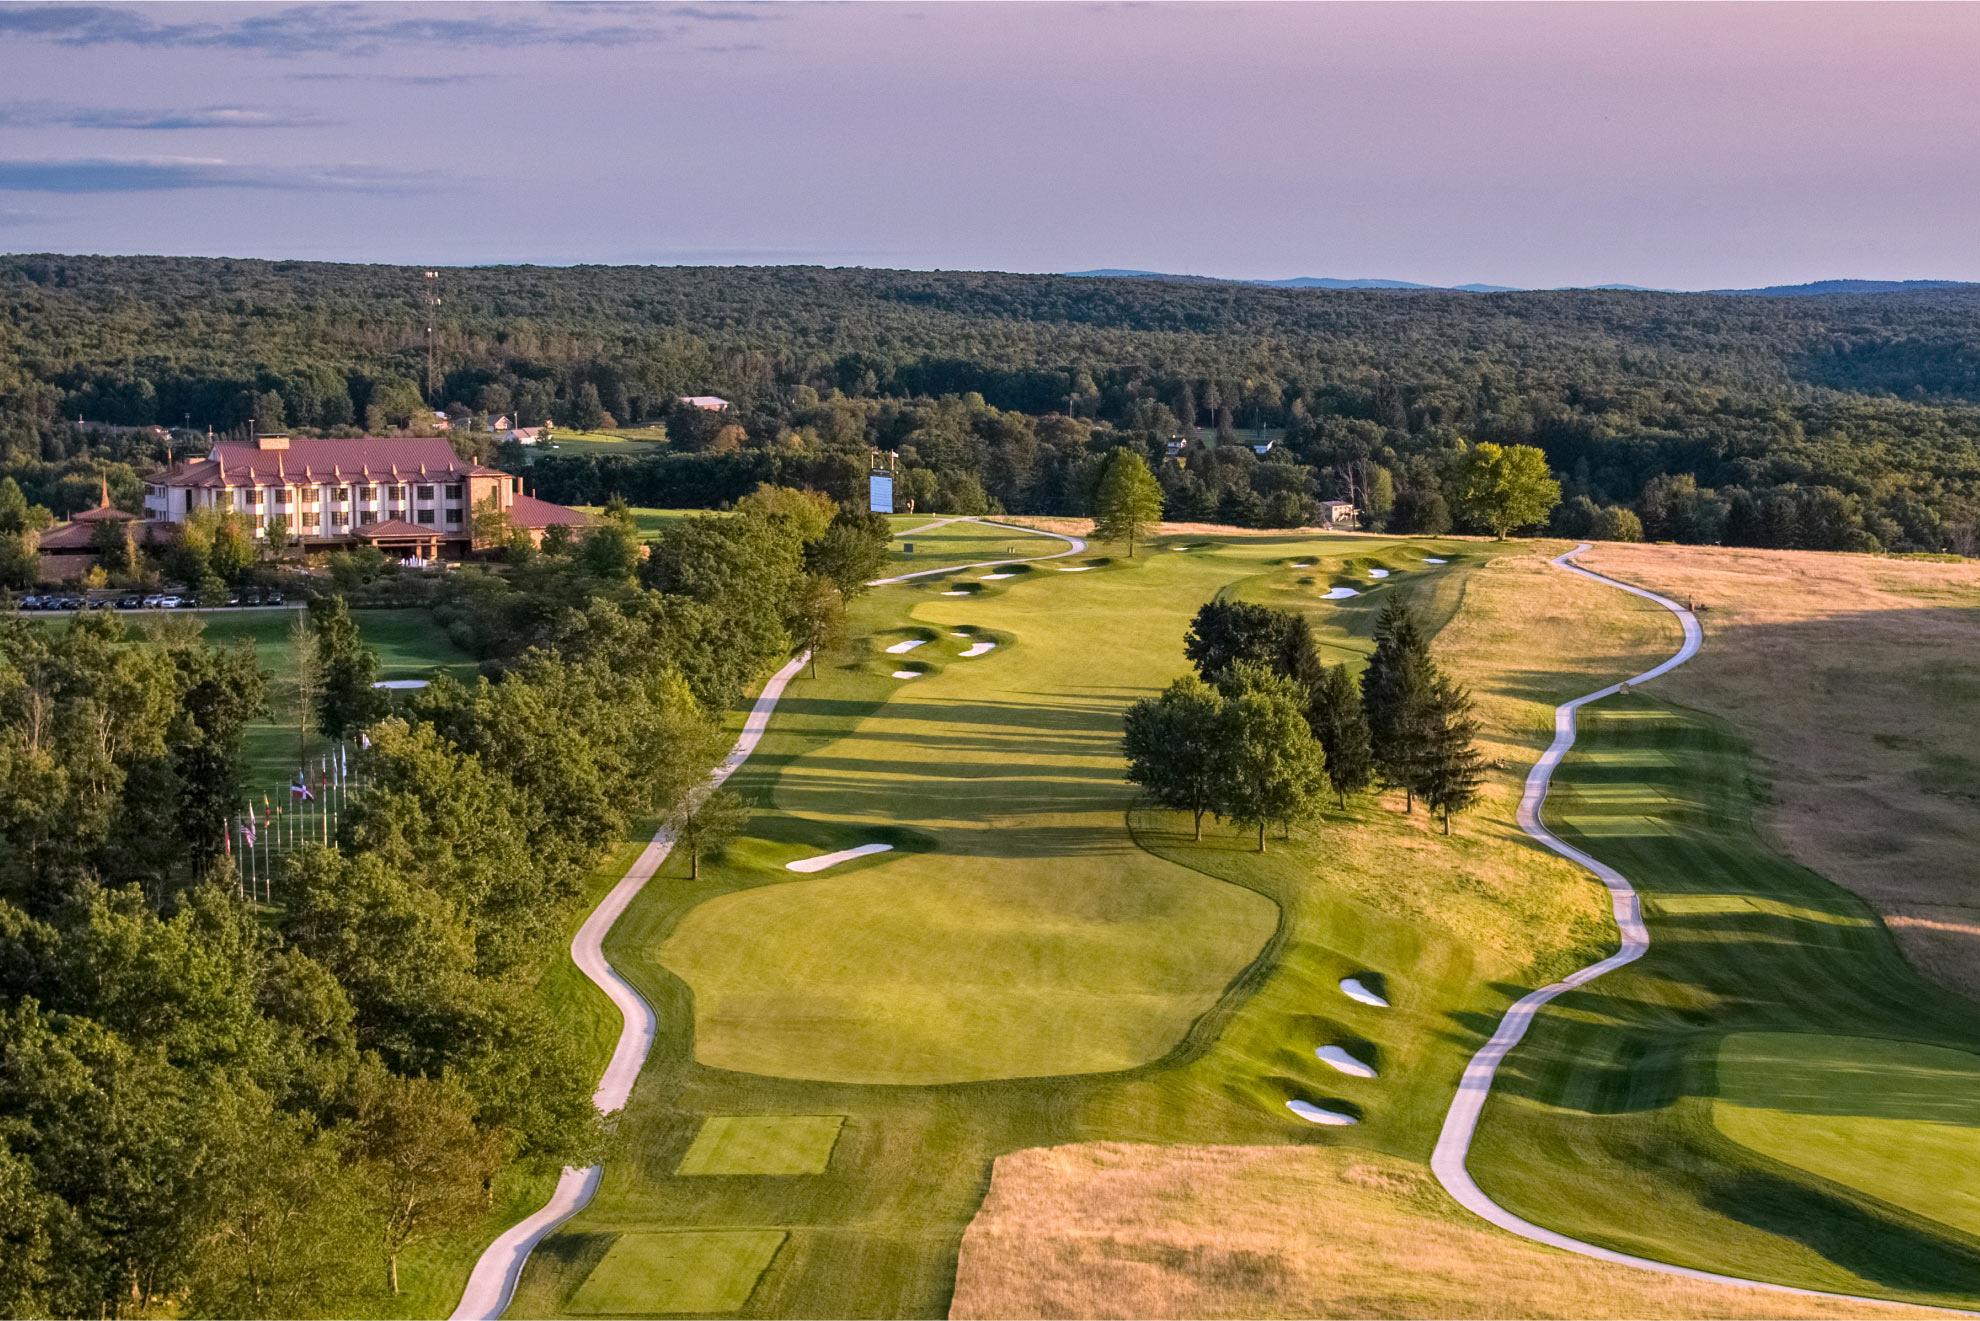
[
  {"left": 1708, "top": 279, "right": 1980, "bottom": 297},
  {"left": 1065, "top": 270, "right": 1525, "bottom": 293}
]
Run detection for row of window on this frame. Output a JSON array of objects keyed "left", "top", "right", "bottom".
[{"left": 236, "top": 482, "right": 466, "bottom": 506}]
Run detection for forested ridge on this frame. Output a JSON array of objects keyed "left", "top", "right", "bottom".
[{"left": 4, "top": 253, "right": 1980, "bottom": 552}]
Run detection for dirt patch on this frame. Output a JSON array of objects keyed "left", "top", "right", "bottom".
[
  {"left": 1579, "top": 543, "right": 1980, "bottom": 1001},
  {"left": 950, "top": 1143, "right": 1943, "bottom": 1320}
]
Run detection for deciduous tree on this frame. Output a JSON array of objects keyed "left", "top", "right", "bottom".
[
  {"left": 1216, "top": 662, "right": 1325, "bottom": 852},
  {"left": 1453, "top": 441, "right": 1561, "bottom": 538},
  {"left": 1121, "top": 673, "right": 1226, "bottom": 839},
  {"left": 1092, "top": 448, "right": 1163, "bottom": 557},
  {"left": 1307, "top": 663, "right": 1373, "bottom": 808}
]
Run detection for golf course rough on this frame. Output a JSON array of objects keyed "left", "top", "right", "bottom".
[{"left": 1437, "top": 544, "right": 1980, "bottom": 1313}]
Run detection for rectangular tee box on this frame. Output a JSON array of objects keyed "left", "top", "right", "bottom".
[
  {"left": 677, "top": 1114, "right": 845, "bottom": 1176},
  {"left": 567, "top": 1230, "right": 786, "bottom": 1315}
]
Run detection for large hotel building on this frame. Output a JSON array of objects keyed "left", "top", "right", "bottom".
[{"left": 141, "top": 434, "right": 585, "bottom": 559}]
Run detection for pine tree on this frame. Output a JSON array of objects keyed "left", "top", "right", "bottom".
[
  {"left": 1360, "top": 598, "right": 1435, "bottom": 812},
  {"left": 1092, "top": 447, "right": 1164, "bottom": 557},
  {"left": 1308, "top": 663, "right": 1373, "bottom": 808},
  {"left": 1418, "top": 673, "right": 1484, "bottom": 833},
  {"left": 1121, "top": 673, "right": 1226, "bottom": 839}
]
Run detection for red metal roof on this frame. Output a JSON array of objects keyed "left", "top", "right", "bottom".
[
  {"left": 508, "top": 494, "right": 592, "bottom": 528},
  {"left": 352, "top": 518, "right": 444, "bottom": 541},
  {"left": 155, "top": 437, "right": 506, "bottom": 488}
]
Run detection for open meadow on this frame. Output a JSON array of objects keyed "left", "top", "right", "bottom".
[{"left": 490, "top": 521, "right": 1980, "bottom": 1319}]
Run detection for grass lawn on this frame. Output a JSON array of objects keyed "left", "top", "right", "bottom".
[
  {"left": 1466, "top": 698, "right": 1980, "bottom": 1309},
  {"left": 189, "top": 607, "right": 478, "bottom": 795},
  {"left": 677, "top": 1116, "right": 845, "bottom": 1176},
  {"left": 540, "top": 428, "right": 669, "bottom": 458},
  {"left": 566, "top": 1231, "right": 786, "bottom": 1315},
  {"left": 880, "top": 516, "right": 1072, "bottom": 575},
  {"left": 1713, "top": 1033, "right": 1980, "bottom": 1240},
  {"left": 574, "top": 507, "right": 716, "bottom": 539}
]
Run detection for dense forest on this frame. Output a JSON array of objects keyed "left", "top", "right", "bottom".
[
  {"left": 3, "top": 254, "right": 1980, "bottom": 551},
  {"left": 0, "top": 494, "right": 890, "bottom": 1316}
]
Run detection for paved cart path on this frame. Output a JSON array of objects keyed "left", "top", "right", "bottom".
[{"left": 1430, "top": 543, "right": 1974, "bottom": 1315}]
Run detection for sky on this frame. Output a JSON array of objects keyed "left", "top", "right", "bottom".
[{"left": 0, "top": 1, "right": 1977, "bottom": 290}]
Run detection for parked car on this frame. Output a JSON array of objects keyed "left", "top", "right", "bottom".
[
  {"left": 156, "top": 595, "right": 181, "bottom": 608},
  {"left": 18, "top": 595, "right": 42, "bottom": 610},
  {"left": 265, "top": 593, "right": 285, "bottom": 606},
  {"left": 118, "top": 596, "right": 140, "bottom": 609},
  {"left": 241, "top": 591, "right": 263, "bottom": 606}
]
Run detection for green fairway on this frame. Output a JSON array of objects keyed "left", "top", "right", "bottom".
[
  {"left": 1714, "top": 1033, "right": 1980, "bottom": 1240},
  {"left": 566, "top": 1231, "right": 786, "bottom": 1315},
  {"left": 574, "top": 507, "right": 715, "bottom": 538},
  {"left": 1467, "top": 699, "right": 1980, "bottom": 1309},
  {"left": 677, "top": 1116, "right": 845, "bottom": 1176},
  {"left": 190, "top": 607, "right": 478, "bottom": 792},
  {"left": 505, "top": 529, "right": 1670, "bottom": 1319},
  {"left": 540, "top": 428, "right": 669, "bottom": 458},
  {"left": 881, "top": 517, "right": 1070, "bottom": 574}
]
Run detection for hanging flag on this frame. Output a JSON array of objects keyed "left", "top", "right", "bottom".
[
  {"left": 291, "top": 776, "right": 314, "bottom": 802},
  {"left": 359, "top": 731, "right": 371, "bottom": 750},
  {"left": 242, "top": 809, "right": 257, "bottom": 847}
]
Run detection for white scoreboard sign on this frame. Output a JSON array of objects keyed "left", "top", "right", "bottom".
[{"left": 868, "top": 472, "right": 894, "bottom": 513}]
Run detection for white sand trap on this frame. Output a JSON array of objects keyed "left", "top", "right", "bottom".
[
  {"left": 1368, "top": 568, "right": 1390, "bottom": 578},
  {"left": 891, "top": 670, "right": 922, "bottom": 679},
  {"left": 1289, "top": 561, "right": 1314, "bottom": 568},
  {"left": 940, "top": 590, "right": 970, "bottom": 596},
  {"left": 960, "top": 642, "right": 995, "bottom": 657},
  {"left": 981, "top": 572, "right": 1015, "bottom": 580},
  {"left": 1287, "top": 1099, "right": 1358, "bottom": 1126},
  {"left": 1423, "top": 557, "right": 1447, "bottom": 564},
  {"left": 950, "top": 631, "right": 972, "bottom": 637},
  {"left": 1340, "top": 977, "right": 1389, "bottom": 1007},
  {"left": 885, "top": 639, "right": 925, "bottom": 654},
  {"left": 1317, "top": 1045, "right": 1378, "bottom": 1078},
  {"left": 1057, "top": 565, "right": 1094, "bottom": 572},
  {"left": 373, "top": 679, "right": 429, "bottom": 690},
  {"left": 785, "top": 842, "right": 894, "bottom": 873},
  {"left": 1320, "top": 586, "right": 1361, "bottom": 600}
]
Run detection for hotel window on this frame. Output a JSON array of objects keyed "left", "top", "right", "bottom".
[
  {"left": 391, "top": 485, "right": 407, "bottom": 502},
  {"left": 416, "top": 485, "right": 435, "bottom": 501},
  {"left": 358, "top": 511, "right": 376, "bottom": 526},
  {"left": 302, "top": 488, "right": 319, "bottom": 506},
  {"left": 333, "top": 487, "right": 349, "bottom": 503},
  {"left": 244, "top": 489, "right": 262, "bottom": 506},
  {"left": 445, "top": 508, "right": 463, "bottom": 525},
  {"left": 273, "top": 488, "right": 291, "bottom": 505},
  {"left": 416, "top": 509, "right": 435, "bottom": 525},
  {"left": 444, "top": 483, "right": 464, "bottom": 500},
  {"left": 300, "top": 513, "right": 319, "bottom": 529}
]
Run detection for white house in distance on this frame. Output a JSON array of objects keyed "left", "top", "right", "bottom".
[
  {"left": 143, "top": 434, "right": 588, "bottom": 559},
  {"left": 677, "top": 395, "right": 730, "bottom": 411}
]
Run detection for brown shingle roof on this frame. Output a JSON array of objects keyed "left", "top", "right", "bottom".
[
  {"left": 352, "top": 518, "right": 443, "bottom": 541},
  {"left": 508, "top": 494, "right": 592, "bottom": 529}
]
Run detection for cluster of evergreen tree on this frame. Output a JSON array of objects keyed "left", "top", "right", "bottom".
[
  {"left": 0, "top": 486, "right": 888, "bottom": 1316},
  {"left": 1125, "top": 597, "right": 1481, "bottom": 847},
  {"left": 3, "top": 256, "right": 1979, "bottom": 553}
]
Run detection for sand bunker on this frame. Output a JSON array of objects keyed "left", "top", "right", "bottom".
[
  {"left": 1316, "top": 1045, "right": 1378, "bottom": 1078},
  {"left": 981, "top": 572, "right": 1015, "bottom": 580},
  {"left": 1340, "top": 977, "right": 1389, "bottom": 1007},
  {"left": 891, "top": 670, "right": 922, "bottom": 680},
  {"left": 950, "top": 631, "right": 972, "bottom": 637},
  {"left": 1320, "top": 587, "right": 1361, "bottom": 600},
  {"left": 1368, "top": 568, "right": 1390, "bottom": 578},
  {"left": 941, "top": 590, "right": 970, "bottom": 596},
  {"left": 960, "top": 642, "right": 995, "bottom": 657},
  {"left": 373, "top": 678, "right": 429, "bottom": 690},
  {"left": 885, "top": 639, "right": 926, "bottom": 654},
  {"left": 1287, "top": 1099, "right": 1358, "bottom": 1126},
  {"left": 1424, "top": 557, "right": 1447, "bottom": 564},
  {"left": 1289, "top": 561, "right": 1314, "bottom": 568},
  {"left": 1057, "top": 566, "right": 1094, "bottom": 572},
  {"left": 785, "top": 842, "right": 894, "bottom": 874}
]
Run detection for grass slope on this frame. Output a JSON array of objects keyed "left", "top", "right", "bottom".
[
  {"left": 881, "top": 517, "right": 1071, "bottom": 575},
  {"left": 1468, "top": 697, "right": 1980, "bottom": 1309},
  {"left": 505, "top": 529, "right": 1686, "bottom": 1319}
]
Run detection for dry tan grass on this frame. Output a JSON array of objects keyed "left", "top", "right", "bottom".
[
  {"left": 1578, "top": 543, "right": 1980, "bottom": 1000},
  {"left": 950, "top": 1143, "right": 1955, "bottom": 1320}
]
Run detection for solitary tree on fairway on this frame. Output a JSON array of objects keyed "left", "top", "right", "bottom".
[
  {"left": 1093, "top": 448, "right": 1164, "bottom": 557},
  {"left": 1217, "top": 662, "right": 1326, "bottom": 852},
  {"left": 671, "top": 788, "right": 750, "bottom": 879},
  {"left": 1308, "top": 663, "right": 1373, "bottom": 808},
  {"left": 1418, "top": 673, "right": 1484, "bottom": 833},
  {"left": 1453, "top": 441, "right": 1562, "bottom": 538},
  {"left": 1122, "top": 673, "right": 1227, "bottom": 839},
  {"left": 1361, "top": 598, "right": 1435, "bottom": 812},
  {"left": 288, "top": 613, "right": 323, "bottom": 767}
]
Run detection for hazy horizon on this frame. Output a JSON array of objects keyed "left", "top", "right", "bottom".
[{"left": 2, "top": 2, "right": 1977, "bottom": 290}]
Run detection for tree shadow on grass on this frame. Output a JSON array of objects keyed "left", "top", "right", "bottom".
[{"left": 1703, "top": 1170, "right": 1980, "bottom": 1298}]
